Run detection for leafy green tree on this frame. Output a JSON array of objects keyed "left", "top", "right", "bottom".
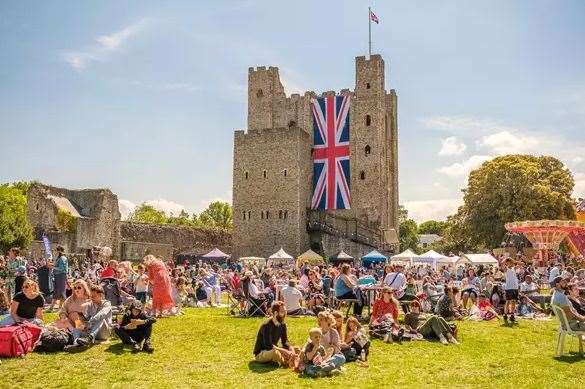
[
  {"left": 398, "top": 204, "right": 409, "bottom": 223},
  {"left": 418, "top": 220, "right": 448, "bottom": 235},
  {"left": 167, "top": 209, "right": 193, "bottom": 226},
  {"left": 448, "top": 155, "right": 576, "bottom": 249},
  {"left": 128, "top": 204, "right": 168, "bottom": 224},
  {"left": 399, "top": 219, "right": 419, "bottom": 252},
  {"left": 0, "top": 185, "right": 33, "bottom": 253},
  {"left": 198, "top": 201, "right": 233, "bottom": 230}
]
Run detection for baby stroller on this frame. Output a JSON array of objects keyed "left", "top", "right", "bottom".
[{"left": 100, "top": 277, "right": 130, "bottom": 317}]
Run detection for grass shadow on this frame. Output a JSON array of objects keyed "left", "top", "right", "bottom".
[
  {"left": 553, "top": 352, "right": 585, "bottom": 364},
  {"left": 247, "top": 360, "right": 279, "bottom": 374},
  {"left": 104, "top": 343, "right": 126, "bottom": 355}
]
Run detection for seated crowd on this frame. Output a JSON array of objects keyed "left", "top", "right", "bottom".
[{"left": 1, "top": 245, "right": 585, "bottom": 372}]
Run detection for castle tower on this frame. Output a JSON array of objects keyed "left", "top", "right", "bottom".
[
  {"left": 232, "top": 55, "right": 399, "bottom": 260},
  {"left": 349, "top": 54, "right": 399, "bottom": 234}
]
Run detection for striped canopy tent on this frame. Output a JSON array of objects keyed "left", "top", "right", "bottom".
[
  {"left": 268, "top": 248, "right": 294, "bottom": 266},
  {"left": 361, "top": 250, "right": 388, "bottom": 268},
  {"left": 296, "top": 249, "right": 324, "bottom": 267},
  {"left": 329, "top": 250, "right": 354, "bottom": 264},
  {"left": 201, "top": 248, "right": 230, "bottom": 262}
]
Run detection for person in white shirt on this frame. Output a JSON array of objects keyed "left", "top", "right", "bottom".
[
  {"left": 548, "top": 263, "right": 563, "bottom": 285},
  {"left": 503, "top": 259, "right": 519, "bottom": 323},
  {"left": 383, "top": 264, "right": 407, "bottom": 299},
  {"left": 280, "top": 280, "right": 305, "bottom": 315}
]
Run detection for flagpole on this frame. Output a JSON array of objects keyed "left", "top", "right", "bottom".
[{"left": 368, "top": 6, "right": 372, "bottom": 58}]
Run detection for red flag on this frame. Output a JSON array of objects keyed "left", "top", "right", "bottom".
[{"left": 369, "top": 9, "right": 379, "bottom": 24}]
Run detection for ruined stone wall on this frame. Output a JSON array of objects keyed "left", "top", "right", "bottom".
[
  {"left": 27, "top": 183, "right": 121, "bottom": 255},
  {"left": 120, "top": 222, "right": 232, "bottom": 259},
  {"left": 232, "top": 126, "right": 312, "bottom": 259}
]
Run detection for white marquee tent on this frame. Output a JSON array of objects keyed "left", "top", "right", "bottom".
[
  {"left": 390, "top": 249, "right": 419, "bottom": 265},
  {"left": 268, "top": 248, "right": 294, "bottom": 266},
  {"left": 415, "top": 250, "right": 447, "bottom": 268},
  {"left": 459, "top": 253, "right": 498, "bottom": 266}
]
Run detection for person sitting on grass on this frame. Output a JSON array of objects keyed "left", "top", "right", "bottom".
[
  {"left": 253, "top": 301, "right": 297, "bottom": 367},
  {"left": 344, "top": 316, "right": 370, "bottom": 361},
  {"left": 469, "top": 293, "right": 498, "bottom": 321},
  {"left": 551, "top": 276, "right": 585, "bottom": 331},
  {"left": 369, "top": 287, "right": 403, "bottom": 342},
  {"left": 67, "top": 284, "right": 113, "bottom": 349},
  {"left": 299, "top": 327, "right": 329, "bottom": 377},
  {"left": 114, "top": 300, "right": 155, "bottom": 353},
  {"left": 54, "top": 279, "right": 91, "bottom": 330},
  {"left": 280, "top": 279, "right": 306, "bottom": 316},
  {"left": 435, "top": 286, "right": 463, "bottom": 321},
  {"left": 0, "top": 278, "right": 44, "bottom": 327},
  {"left": 404, "top": 301, "right": 459, "bottom": 345},
  {"left": 316, "top": 311, "right": 345, "bottom": 372},
  {"left": 195, "top": 280, "right": 210, "bottom": 307}
]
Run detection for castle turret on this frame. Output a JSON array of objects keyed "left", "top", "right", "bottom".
[{"left": 248, "top": 66, "right": 287, "bottom": 131}]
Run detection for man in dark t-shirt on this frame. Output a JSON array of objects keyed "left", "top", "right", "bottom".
[{"left": 253, "top": 301, "right": 295, "bottom": 366}]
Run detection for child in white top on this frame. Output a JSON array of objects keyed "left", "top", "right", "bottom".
[{"left": 503, "top": 258, "right": 519, "bottom": 323}]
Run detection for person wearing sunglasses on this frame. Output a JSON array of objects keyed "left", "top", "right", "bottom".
[
  {"left": 54, "top": 279, "right": 90, "bottom": 329},
  {"left": 0, "top": 279, "right": 44, "bottom": 327}
]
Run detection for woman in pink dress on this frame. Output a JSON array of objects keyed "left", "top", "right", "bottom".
[{"left": 143, "top": 255, "right": 175, "bottom": 316}]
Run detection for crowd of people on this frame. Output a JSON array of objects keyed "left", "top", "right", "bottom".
[{"left": 1, "top": 244, "right": 585, "bottom": 374}]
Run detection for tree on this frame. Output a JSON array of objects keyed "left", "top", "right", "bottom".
[
  {"left": 418, "top": 220, "right": 448, "bottom": 235},
  {"left": 128, "top": 204, "right": 168, "bottom": 224},
  {"left": 399, "top": 219, "right": 419, "bottom": 252},
  {"left": 448, "top": 155, "right": 576, "bottom": 249},
  {"left": 0, "top": 185, "right": 33, "bottom": 253},
  {"left": 167, "top": 210, "right": 193, "bottom": 226},
  {"left": 398, "top": 204, "right": 409, "bottom": 223},
  {"left": 198, "top": 201, "right": 233, "bottom": 230}
]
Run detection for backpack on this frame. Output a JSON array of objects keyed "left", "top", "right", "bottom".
[
  {"left": 35, "top": 327, "right": 72, "bottom": 352},
  {"left": 0, "top": 323, "right": 42, "bottom": 358}
]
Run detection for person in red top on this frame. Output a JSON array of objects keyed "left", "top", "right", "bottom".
[
  {"left": 370, "top": 287, "right": 399, "bottom": 325},
  {"left": 100, "top": 260, "right": 118, "bottom": 279}
]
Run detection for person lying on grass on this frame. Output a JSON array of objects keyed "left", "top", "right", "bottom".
[
  {"left": 253, "top": 301, "right": 297, "bottom": 367},
  {"left": 114, "top": 300, "right": 155, "bottom": 353}
]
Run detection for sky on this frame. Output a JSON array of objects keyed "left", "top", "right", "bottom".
[{"left": 1, "top": 0, "right": 584, "bottom": 222}]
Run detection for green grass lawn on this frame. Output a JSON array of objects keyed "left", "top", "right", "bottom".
[{"left": 2, "top": 308, "right": 584, "bottom": 388}]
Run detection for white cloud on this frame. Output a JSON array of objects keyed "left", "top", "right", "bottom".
[
  {"left": 437, "top": 155, "right": 493, "bottom": 177},
  {"left": 574, "top": 172, "right": 585, "bottom": 199},
  {"left": 118, "top": 199, "right": 136, "bottom": 220},
  {"left": 479, "top": 130, "right": 540, "bottom": 155},
  {"left": 61, "top": 18, "right": 150, "bottom": 71},
  {"left": 421, "top": 116, "right": 503, "bottom": 135},
  {"left": 145, "top": 199, "right": 186, "bottom": 216},
  {"left": 280, "top": 67, "right": 308, "bottom": 95},
  {"left": 404, "top": 199, "right": 463, "bottom": 223},
  {"left": 438, "top": 136, "right": 466, "bottom": 156}
]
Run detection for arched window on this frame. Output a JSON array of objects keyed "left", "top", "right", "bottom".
[
  {"left": 284, "top": 210, "right": 288, "bottom": 219},
  {"left": 261, "top": 211, "right": 265, "bottom": 219},
  {"left": 256, "top": 89, "right": 263, "bottom": 98},
  {"left": 279, "top": 210, "right": 283, "bottom": 219},
  {"left": 242, "top": 211, "right": 246, "bottom": 220},
  {"left": 248, "top": 211, "right": 251, "bottom": 219},
  {"left": 365, "top": 115, "right": 371, "bottom": 126},
  {"left": 283, "top": 169, "right": 287, "bottom": 177},
  {"left": 263, "top": 170, "right": 267, "bottom": 178},
  {"left": 366, "top": 82, "right": 371, "bottom": 89},
  {"left": 245, "top": 171, "right": 249, "bottom": 179},
  {"left": 360, "top": 171, "right": 366, "bottom": 180},
  {"left": 365, "top": 145, "right": 371, "bottom": 155},
  {"left": 266, "top": 210, "right": 270, "bottom": 219}
]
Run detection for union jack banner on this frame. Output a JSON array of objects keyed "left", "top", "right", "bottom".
[{"left": 310, "top": 94, "right": 351, "bottom": 210}]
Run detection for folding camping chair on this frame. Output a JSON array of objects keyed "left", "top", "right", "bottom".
[{"left": 225, "top": 278, "right": 247, "bottom": 317}]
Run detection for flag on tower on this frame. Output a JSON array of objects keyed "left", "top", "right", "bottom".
[
  {"left": 310, "top": 94, "right": 351, "bottom": 210},
  {"left": 369, "top": 9, "right": 379, "bottom": 24}
]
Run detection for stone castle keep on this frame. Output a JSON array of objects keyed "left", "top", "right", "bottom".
[{"left": 233, "top": 54, "right": 399, "bottom": 259}]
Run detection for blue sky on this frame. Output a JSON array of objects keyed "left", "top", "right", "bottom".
[{"left": 1, "top": 1, "right": 584, "bottom": 222}]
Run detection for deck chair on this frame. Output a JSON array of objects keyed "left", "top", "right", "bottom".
[
  {"left": 225, "top": 280, "right": 247, "bottom": 316},
  {"left": 551, "top": 304, "right": 585, "bottom": 357}
]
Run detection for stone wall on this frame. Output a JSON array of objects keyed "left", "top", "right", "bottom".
[
  {"left": 232, "top": 126, "right": 312, "bottom": 259},
  {"left": 120, "top": 222, "right": 232, "bottom": 259}
]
